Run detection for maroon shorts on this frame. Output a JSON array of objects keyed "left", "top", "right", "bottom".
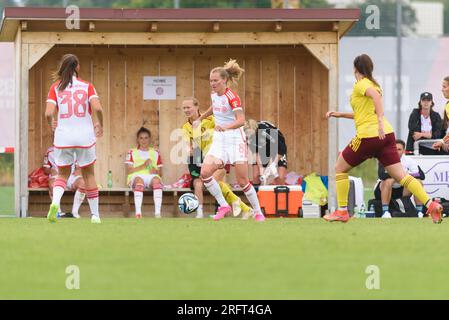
[{"left": 342, "top": 133, "right": 400, "bottom": 168}]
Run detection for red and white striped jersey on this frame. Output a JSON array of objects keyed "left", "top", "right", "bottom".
[
  {"left": 47, "top": 76, "right": 99, "bottom": 148},
  {"left": 211, "top": 88, "right": 242, "bottom": 127}
]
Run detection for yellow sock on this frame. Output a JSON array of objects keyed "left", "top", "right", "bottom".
[
  {"left": 336, "top": 173, "right": 349, "bottom": 209},
  {"left": 400, "top": 174, "right": 430, "bottom": 205},
  {"left": 239, "top": 199, "right": 251, "bottom": 213},
  {"left": 219, "top": 181, "right": 251, "bottom": 213},
  {"left": 219, "top": 181, "right": 239, "bottom": 203}
]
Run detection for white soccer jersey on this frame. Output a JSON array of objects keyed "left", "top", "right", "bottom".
[
  {"left": 211, "top": 88, "right": 242, "bottom": 127},
  {"left": 47, "top": 76, "right": 99, "bottom": 148}
]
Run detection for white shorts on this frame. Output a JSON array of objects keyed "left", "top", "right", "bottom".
[
  {"left": 128, "top": 174, "right": 161, "bottom": 189},
  {"left": 54, "top": 146, "right": 96, "bottom": 168},
  {"left": 206, "top": 128, "right": 247, "bottom": 164},
  {"left": 67, "top": 174, "right": 82, "bottom": 190}
]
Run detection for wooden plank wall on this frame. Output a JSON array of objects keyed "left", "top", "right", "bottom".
[{"left": 28, "top": 46, "right": 329, "bottom": 187}]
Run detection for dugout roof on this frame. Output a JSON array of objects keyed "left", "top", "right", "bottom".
[{"left": 0, "top": 7, "right": 359, "bottom": 42}]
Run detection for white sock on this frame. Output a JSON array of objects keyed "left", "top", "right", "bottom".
[
  {"left": 203, "top": 177, "right": 228, "bottom": 207},
  {"left": 86, "top": 189, "right": 99, "bottom": 218},
  {"left": 243, "top": 183, "right": 262, "bottom": 214},
  {"left": 72, "top": 189, "right": 85, "bottom": 215},
  {"left": 153, "top": 189, "right": 162, "bottom": 216},
  {"left": 52, "top": 178, "right": 67, "bottom": 206},
  {"left": 134, "top": 191, "right": 143, "bottom": 215},
  {"left": 197, "top": 204, "right": 203, "bottom": 216}
]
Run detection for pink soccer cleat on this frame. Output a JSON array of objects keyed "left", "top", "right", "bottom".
[
  {"left": 213, "top": 205, "right": 232, "bottom": 221},
  {"left": 254, "top": 213, "right": 266, "bottom": 222},
  {"left": 426, "top": 201, "right": 443, "bottom": 224}
]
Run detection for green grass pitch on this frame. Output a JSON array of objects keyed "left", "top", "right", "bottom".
[{"left": 0, "top": 217, "right": 448, "bottom": 299}]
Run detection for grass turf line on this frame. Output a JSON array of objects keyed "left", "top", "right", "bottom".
[{"left": 0, "top": 218, "right": 448, "bottom": 299}]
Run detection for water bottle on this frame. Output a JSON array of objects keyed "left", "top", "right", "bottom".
[
  {"left": 358, "top": 203, "right": 366, "bottom": 218},
  {"left": 107, "top": 170, "right": 113, "bottom": 188},
  {"left": 354, "top": 205, "right": 359, "bottom": 218}
]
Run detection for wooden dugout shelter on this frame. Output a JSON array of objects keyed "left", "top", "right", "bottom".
[{"left": 0, "top": 7, "right": 359, "bottom": 217}]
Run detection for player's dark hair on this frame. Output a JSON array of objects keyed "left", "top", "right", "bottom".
[
  {"left": 54, "top": 54, "right": 79, "bottom": 91},
  {"left": 136, "top": 127, "right": 151, "bottom": 149},
  {"left": 444, "top": 76, "right": 449, "bottom": 84},
  {"left": 353, "top": 54, "right": 380, "bottom": 88},
  {"left": 418, "top": 98, "right": 434, "bottom": 111},
  {"left": 395, "top": 139, "right": 406, "bottom": 148},
  {"left": 137, "top": 127, "right": 151, "bottom": 139}
]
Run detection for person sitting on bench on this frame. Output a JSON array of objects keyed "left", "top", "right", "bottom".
[{"left": 374, "top": 139, "right": 425, "bottom": 218}]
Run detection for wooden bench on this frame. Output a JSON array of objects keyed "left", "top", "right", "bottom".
[{"left": 28, "top": 186, "right": 246, "bottom": 218}]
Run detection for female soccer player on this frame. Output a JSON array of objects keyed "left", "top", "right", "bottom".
[
  {"left": 325, "top": 54, "right": 442, "bottom": 223},
  {"left": 45, "top": 54, "right": 103, "bottom": 224},
  {"left": 125, "top": 127, "right": 163, "bottom": 218},
  {"left": 432, "top": 76, "right": 449, "bottom": 152},
  {"left": 244, "top": 119, "right": 288, "bottom": 185},
  {"left": 194, "top": 59, "right": 265, "bottom": 221},
  {"left": 181, "top": 97, "right": 253, "bottom": 219}
]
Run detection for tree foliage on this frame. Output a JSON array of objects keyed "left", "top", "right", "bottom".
[{"left": 347, "top": 0, "right": 417, "bottom": 37}]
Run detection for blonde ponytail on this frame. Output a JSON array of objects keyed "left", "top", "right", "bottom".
[{"left": 211, "top": 59, "right": 245, "bottom": 85}]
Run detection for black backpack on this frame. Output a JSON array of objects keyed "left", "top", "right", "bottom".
[
  {"left": 390, "top": 197, "right": 418, "bottom": 217},
  {"left": 368, "top": 197, "right": 418, "bottom": 217}
]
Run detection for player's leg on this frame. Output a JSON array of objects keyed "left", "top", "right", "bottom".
[
  {"left": 379, "top": 178, "right": 394, "bottom": 218},
  {"left": 192, "top": 178, "right": 204, "bottom": 218},
  {"left": 71, "top": 176, "right": 85, "bottom": 218},
  {"left": 213, "top": 168, "right": 241, "bottom": 217},
  {"left": 47, "top": 177, "right": 63, "bottom": 216},
  {"left": 405, "top": 179, "right": 424, "bottom": 216},
  {"left": 385, "top": 163, "right": 442, "bottom": 223},
  {"left": 323, "top": 153, "right": 353, "bottom": 223},
  {"left": 48, "top": 167, "right": 71, "bottom": 222},
  {"left": 78, "top": 147, "right": 100, "bottom": 223},
  {"left": 48, "top": 148, "right": 73, "bottom": 222},
  {"left": 273, "top": 155, "right": 288, "bottom": 185},
  {"left": 150, "top": 176, "right": 163, "bottom": 218},
  {"left": 234, "top": 162, "right": 264, "bottom": 222},
  {"left": 131, "top": 176, "right": 144, "bottom": 218},
  {"left": 200, "top": 155, "right": 231, "bottom": 217},
  {"left": 189, "top": 163, "right": 204, "bottom": 218},
  {"left": 252, "top": 164, "right": 261, "bottom": 185}
]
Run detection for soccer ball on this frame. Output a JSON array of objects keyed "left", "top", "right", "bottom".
[{"left": 178, "top": 193, "right": 199, "bottom": 214}]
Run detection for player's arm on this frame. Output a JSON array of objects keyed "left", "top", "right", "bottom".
[
  {"left": 193, "top": 107, "right": 213, "bottom": 128},
  {"left": 365, "top": 87, "right": 385, "bottom": 139},
  {"left": 326, "top": 111, "right": 354, "bottom": 119},
  {"left": 45, "top": 102, "right": 57, "bottom": 130},
  {"left": 90, "top": 97, "right": 104, "bottom": 138},
  {"left": 126, "top": 162, "right": 150, "bottom": 175}
]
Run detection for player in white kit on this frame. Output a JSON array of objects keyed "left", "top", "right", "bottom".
[
  {"left": 44, "top": 54, "right": 104, "bottom": 223},
  {"left": 194, "top": 59, "right": 265, "bottom": 221}
]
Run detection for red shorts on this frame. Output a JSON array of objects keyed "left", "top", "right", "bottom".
[{"left": 342, "top": 133, "right": 400, "bottom": 168}]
